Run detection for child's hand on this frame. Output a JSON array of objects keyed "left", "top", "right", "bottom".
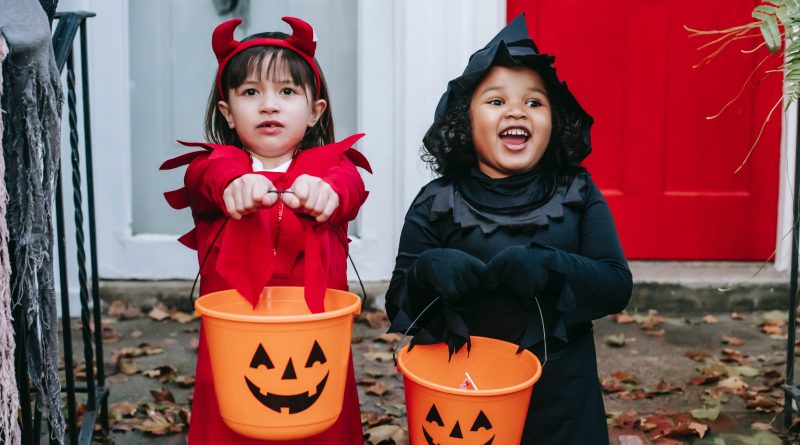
[
  {"left": 281, "top": 174, "right": 340, "bottom": 222},
  {"left": 222, "top": 174, "right": 279, "bottom": 219},
  {"left": 487, "top": 245, "right": 550, "bottom": 306}
]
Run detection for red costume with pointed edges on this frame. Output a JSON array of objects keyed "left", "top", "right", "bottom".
[{"left": 161, "top": 134, "right": 371, "bottom": 444}]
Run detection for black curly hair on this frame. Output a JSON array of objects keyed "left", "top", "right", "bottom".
[{"left": 421, "top": 61, "right": 591, "bottom": 182}]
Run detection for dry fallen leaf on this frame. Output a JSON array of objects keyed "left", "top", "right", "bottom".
[
  {"left": 751, "top": 422, "right": 774, "bottom": 431},
  {"left": 702, "top": 315, "right": 718, "bottom": 324},
  {"left": 683, "top": 350, "right": 712, "bottom": 362},
  {"left": 150, "top": 388, "right": 176, "bottom": 404},
  {"left": 365, "top": 424, "right": 407, "bottom": 445},
  {"left": 722, "top": 335, "right": 744, "bottom": 346},
  {"left": 604, "top": 333, "right": 627, "bottom": 347},
  {"left": 148, "top": 303, "right": 172, "bottom": 322},
  {"left": 170, "top": 311, "right": 197, "bottom": 324},
  {"left": 109, "top": 402, "right": 139, "bottom": 419},
  {"left": 366, "top": 381, "right": 393, "bottom": 398}
]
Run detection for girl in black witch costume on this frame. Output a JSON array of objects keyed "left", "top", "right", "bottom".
[{"left": 385, "top": 15, "right": 632, "bottom": 444}]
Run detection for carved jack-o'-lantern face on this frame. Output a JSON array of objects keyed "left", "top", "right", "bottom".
[
  {"left": 422, "top": 403, "right": 495, "bottom": 444},
  {"left": 244, "top": 340, "right": 329, "bottom": 414}
]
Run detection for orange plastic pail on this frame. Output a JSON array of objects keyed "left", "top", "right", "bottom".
[
  {"left": 194, "top": 287, "right": 361, "bottom": 440},
  {"left": 396, "top": 336, "right": 542, "bottom": 445}
]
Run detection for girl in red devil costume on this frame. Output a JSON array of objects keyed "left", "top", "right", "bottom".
[{"left": 160, "top": 17, "right": 370, "bottom": 444}]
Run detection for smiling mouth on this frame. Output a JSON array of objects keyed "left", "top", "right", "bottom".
[
  {"left": 422, "top": 427, "right": 495, "bottom": 445},
  {"left": 499, "top": 127, "right": 530, "bottom": 149},
  {"left": 244, "top": 372, "right": 329, "bottom": 414}
]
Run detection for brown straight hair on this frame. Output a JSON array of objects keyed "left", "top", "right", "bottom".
[{"left": 204, "top": 31, "right": 335, "bottom": 152}]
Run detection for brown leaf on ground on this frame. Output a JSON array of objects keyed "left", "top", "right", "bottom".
[
  {"left": 645, "top": 329, "right": 666, "bottom": 337},
  {"left": 360, "top": 310, "right": 390, "bottom": 329},
  {"left": 363, "top": 351, "right": 394, "bottom": 363},
  {"left": 119, "top": 358, "right": 138, "bottom": 375},
  {"left": 611, "top": 371, "right": 641, "bottom": 385},
  {"left": 361, "top": 412, "right": 396, "bottom": 427},
  {"left": 731, "top": 312, "right": 746, "bottom": 320},
  {"left": 108, "top": 300, "right": 127, "bottom": 317},
  {"left": 717, "top": 376, "right": 748, "bottom": 394},
  {"left": 150, "top": 388, "right": 176, "bottom": 404},
  {"left": 366, "top": 381, "right": 393, "bottom": 397},
  {"left": 604, "top": 333, "right": 627, "bottom": 347},
  {"left": 174, "top": 375, "right": 196, "bottom": 387},
  {"left": 608, "top": 410, "right": 638, "bottom": 429},
  {"left": 170, "top": 311, "right": 197, "bottom": 324},
  {"left": 746, "top": 395, "right": 782, "bottom": 413},
  {"left": 613, "top": 312, "right": 636, "bottom": 324},
  {"left": 751, "top": 422, "right": 774, "bottom": 431},
  {"left": 722, "top": 335, "right": 745, "bottom": 346},
  {"left": 683, "top": 350, "right": 712, "bottom": 362},
  {"left": 364, "top": 424, "right": 408, "bottom": 445},
  {"left": 137, "top": 409, "right": 180, "bottom": 436},
  {"left": 358, "top": 378, "right": 378, "bottom": 387},
  {"left": 109, "top": 402, "right": 139, "bottom": 419},
  {"left": 601, "top": 378, "right": 626, "bottom": 393},
  {"left": 376, "top": 333, "right": 401, "bottom": 344},
  {"left": 688, "top": 375, "right": 721, "bottom": 386},
  {"left": 130, "top": 329, "right": 143, "bottom": 338},
  {"left": 647, "top": 380, "right": 681, "bottom": 395},
  {"left": 617, "top": 389, "right": 649, "bottom": 400},
  {"left": 702, "top": 315, "right": 718, "bottom": 324},
  {"left": 720, "top": 348, "right": 747, "bottom": 364},
  {"left": 148, "top": 303, "right": 172, "bottom": 322},
  {"left": 102, "top": 325, "right": 120, "bottom": 344},
  {"left": 143, "top": 365, "right": 178, "bottom": 383}
]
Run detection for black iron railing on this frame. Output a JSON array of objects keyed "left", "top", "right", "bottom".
[{"left": 13, "top": 10, "right": 106, "bottom": 445}]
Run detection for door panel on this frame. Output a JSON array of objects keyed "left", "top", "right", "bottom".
[{"left": 508, "top": 0, "right": 781, "bottom": 259}]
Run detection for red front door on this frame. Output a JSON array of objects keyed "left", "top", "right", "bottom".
[{"left": 508, "top": 0, "right": 781, "bottom": 260}]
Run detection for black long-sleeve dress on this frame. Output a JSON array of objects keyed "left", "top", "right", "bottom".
[{"left": 385, "top": 168, "right": 632, "bottom": 444}]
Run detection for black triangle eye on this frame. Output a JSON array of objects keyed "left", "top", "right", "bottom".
[
  {"left": 425, "top": 404, "right": 444, "bottom": 426},
  {"left": 471, "top": 410, "right": 492, "bottom": 431},
  {"left": 250, "top": 343, "right": 274, "bottom": 369},
  {"left": 305, "top": 340, "right": 327, "bottom": 368}
]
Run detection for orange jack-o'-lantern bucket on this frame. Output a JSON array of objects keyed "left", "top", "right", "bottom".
[
  {"left": 194, "top": 286, "right": 361, "bottom": 440},
  {"left": 397, "top": 336, "right": 541, "bottom": 445}
]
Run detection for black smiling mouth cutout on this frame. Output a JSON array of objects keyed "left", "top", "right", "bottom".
[
  {"left": 245, "top": 372, "right": 329, "bottom": 414},
  {"left": 422, "top": 426, "right": 495, "bottom": 445}
]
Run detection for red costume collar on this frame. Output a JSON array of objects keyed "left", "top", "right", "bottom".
[{"left": 212, "top": 16, "right": 321, "bottom": 99}]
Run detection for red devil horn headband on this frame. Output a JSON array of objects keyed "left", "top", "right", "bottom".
[{"left": 212, "top": 17, "right": 321, "bottom": 98}]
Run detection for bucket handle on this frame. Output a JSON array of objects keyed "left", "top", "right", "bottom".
[
  {"left": 188, "top": 190, "right": 368, "bottom": 311},
  {"left": 391, "top": 294, "right": 549, "bottom": 370}
]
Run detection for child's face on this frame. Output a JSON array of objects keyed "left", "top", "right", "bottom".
[
  {"left": 469, "top": 65, "right": 552, "bottom": 178},
  {"left": 217, "top": 56, "right": 326, "bottom": 166}
]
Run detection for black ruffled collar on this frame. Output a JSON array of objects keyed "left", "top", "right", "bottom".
[
  {"left": 455, "top": 166, "right": 556, "bottom": 215},
  {"left": 417, "top": 171, "right": 588, "bottom": 234}
]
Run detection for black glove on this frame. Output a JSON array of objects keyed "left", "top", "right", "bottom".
[
  {"left": 411, "top": 248, "right": 492, "bottom": 301},
  {"left": 488, "top": 245, "right": 551, "bottom": 306}
]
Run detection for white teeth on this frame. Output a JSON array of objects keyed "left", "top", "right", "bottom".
[{"left": 500, "top": 129, "right": 529, "bottom": 137}]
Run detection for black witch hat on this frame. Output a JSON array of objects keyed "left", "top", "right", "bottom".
[{"left": 423, "top": 14, "right": 594, "bottom": 167}]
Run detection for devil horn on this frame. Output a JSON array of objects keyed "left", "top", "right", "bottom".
[
  {"left": 212, "top": 18, "right": 242, "bottom": 62},
  {"left": 282, "top": 16, "right": 317, "bottom": 57}
]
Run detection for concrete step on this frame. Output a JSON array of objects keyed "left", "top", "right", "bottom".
[{"left": 98, "top": 261, "right": 791, "bottom": 314}]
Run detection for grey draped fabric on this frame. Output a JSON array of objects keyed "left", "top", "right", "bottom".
[
  {"left": 0, "top": 0, "right": 66, "bottom": 442},
  {"left": 0, "top": 35, "right": 22, "bottom": 445}
]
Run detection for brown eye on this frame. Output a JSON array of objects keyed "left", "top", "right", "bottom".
[
  {"left": 305, "top": 340, "right": 327, "bottom": 367},
  {"left": 250, "top": 343, "right": 274, "bottom": 369},
  {"left": 470, "top": 410, "right": 492, "bottom": 431},
  {"left": 425, "top": 404, "right": 444, "bottom": 426}
]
